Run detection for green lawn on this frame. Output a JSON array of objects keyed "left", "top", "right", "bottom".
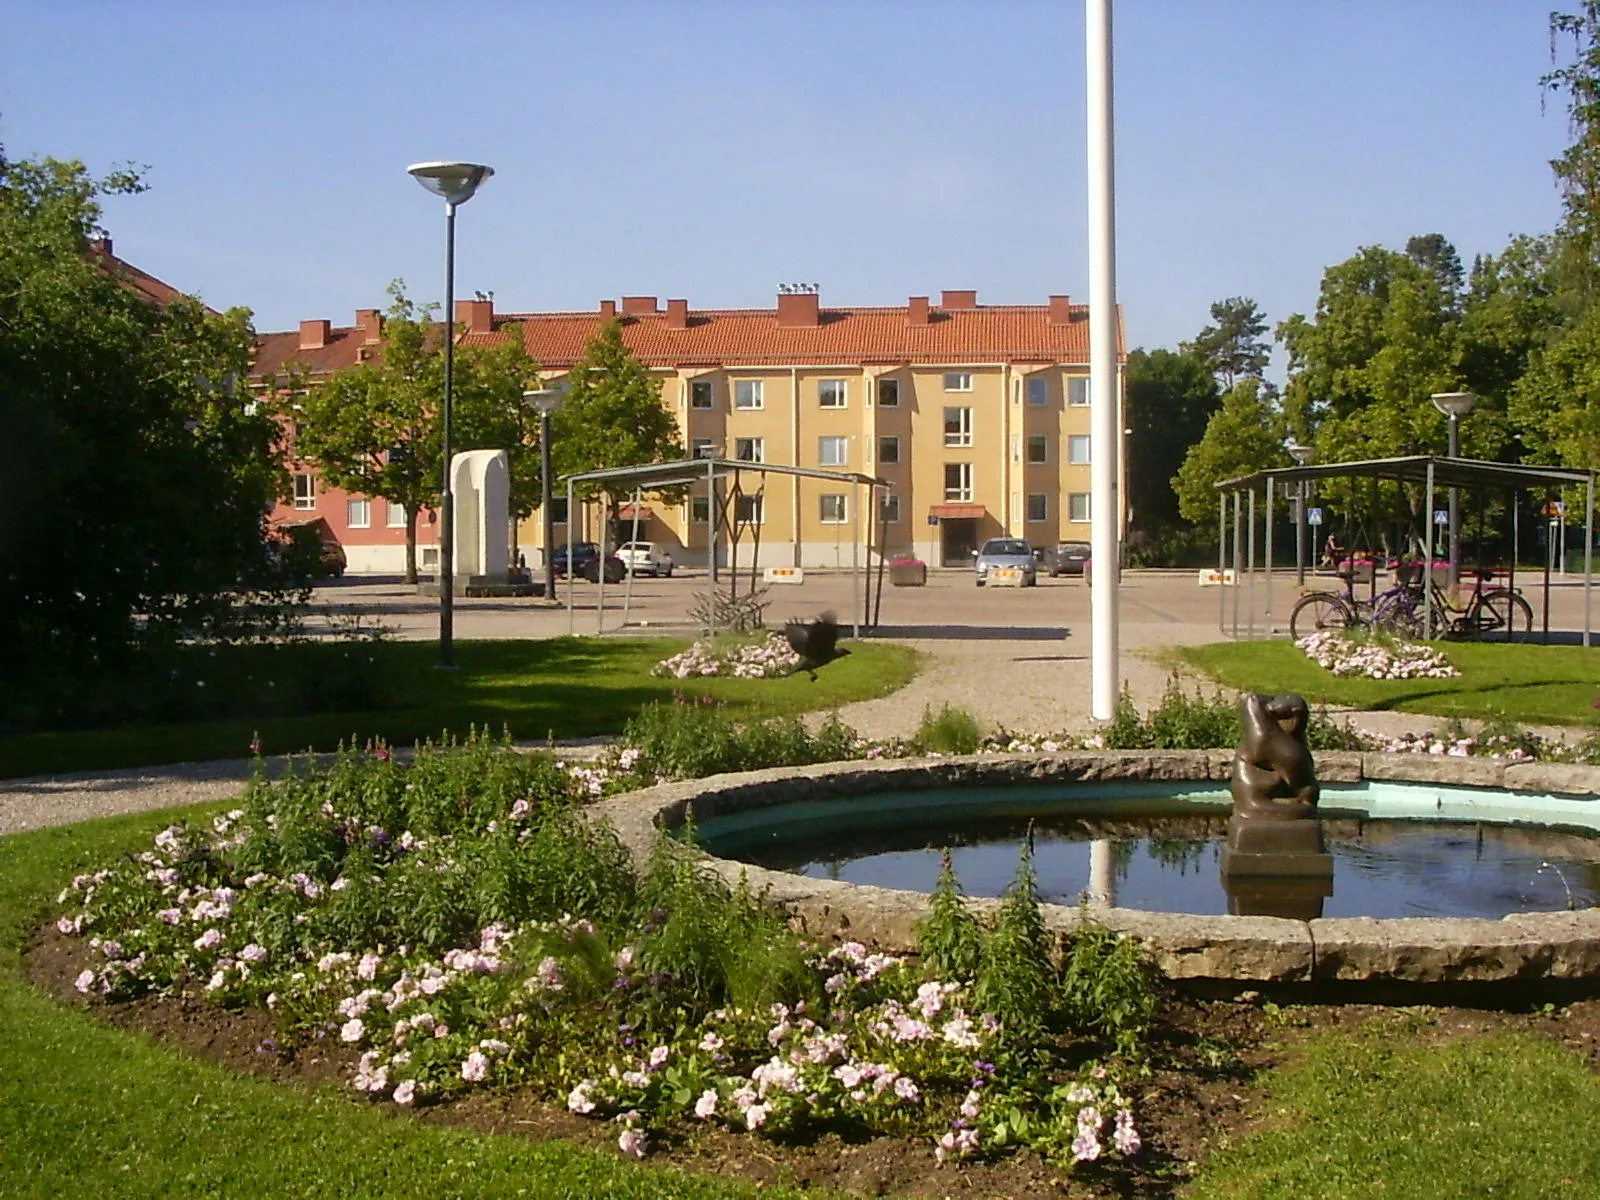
[
  {"left": 1180, "top": 639, "right": 1600, "bottom": 727},
  {"left": 0, "top": 636, "right": 919, "bottom": 779}
]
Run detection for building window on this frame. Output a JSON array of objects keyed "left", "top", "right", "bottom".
[
  {"left": 548, "top": 498, "right": 569, "bottom": 524},
  {"left": 1027, "top": 435, "right": 1049, "bottom": 465},
  {"left": 734, "top": 437, "right": 764, "bottom": 463},
  {"left": 690, "top": 379, "right": 714, "bottom": 409},
  {"left": 1068, "top": 434, "right": 1092, "bottom": 464},
  {"left": 1027, "top": 493, "right": 1048, "bottom": 522},
  {"left": 347, "top": 498, "right": 371, "bottom": 528},
  {"left": 819, "top": 494, "right": 848, "bottom": 524},
  {"left": 735, "top": 495, "right": 764, "bottom": 524},
  {"left": 879, "top": 492, "right": 901, "bottom": 523},
  {"left": 293, "top": 421, "right": 308, "bottom": 443},
  {"left": 691, "top": 438, "right": 716, "bottom": 459},
  {"left": 877, "top": 435, "right": 900, "bottom": 465},
  {"left": 691, "top": 497, "right": 709, "bottom": 524},
  {"left": 1068, "top": 376, "right": 1090, "bottom": 407},
  {"left": 1027, "top": 375, "right": 1049, "bottom": 407},
  {"left": 387, "top": 500, "right": 406, "bottom": 528},
  {"left": 944, "top": 371, "right": 973, "bottom": 392},
  {"left": 818, "top": 436, "right": 848, "bottom": 466},
  {"left": 944, "top": 407, "right": 973, "bottom": 447},
  {"left": 819, "top": 379, "right": 847, "bottom": 409},
  {"left": 293, "top": 473, "right": 316, "bottom": 510},
  {"left": 877, "top": 377, "right": 900, "bottom": 407},
  {"left": 734, "top": 379, "right": 764, "bottom": 409},
  {"left": 944, "top": 463, "right": 973, "bottom": 502},
  {"left": 1069, "top": 492, "right": 1091, "bottom": 522}
]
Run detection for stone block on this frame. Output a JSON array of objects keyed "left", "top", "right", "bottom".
[
  {"left": 1362, "top": 753, "right": 1506, "bottom": 788},
  {"left": 1503, "top": 762, "right": 1600, "bottom": 797}
]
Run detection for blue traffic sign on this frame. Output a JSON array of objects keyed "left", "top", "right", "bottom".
[{"left": 1307, "top": 507, "right": 1323, "bottom": 526}]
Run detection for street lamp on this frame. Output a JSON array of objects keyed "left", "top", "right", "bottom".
[
  {"left": 1287, "top": 441, "right": 1313, "bottom": 586},
  {"left": 1430, "top": 390, "right": 1477, "bottom": 588},
  {"left": 522, "top": 388, "right": 564, "bottom": 604},
  {"left": 407, "top": 160, "right": 494, "bottom": 669}
]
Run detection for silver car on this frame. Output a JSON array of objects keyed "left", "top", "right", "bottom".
[
  {"left": 973, "top": 537, "right": 1037, "bottom": 587},
  {"left": 616, "top": 541, "right": 675, "bottom": 577}
]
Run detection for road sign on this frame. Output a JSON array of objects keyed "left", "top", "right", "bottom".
[
  {"left": 1433, "top": 509, "right": 1449, "bottom": 525},
  {"left": 926, "top": 514, "right": 941, "bottom": 526},
  {"left": 1307, "top": 507, "right": 1323, "bottom": 526}
]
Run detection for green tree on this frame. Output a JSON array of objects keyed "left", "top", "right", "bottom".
[
  {"left": 1172, "top": 379, "right": 1285, "bottom": 525},
  {"left": 0, "top": 152, "right": 288, "bottom": 672},
  {"left": 1547, "top": 3, "right": 1600, "bottom": 296},
  {"left": 1123, "top": 347, "right": 1220, "bottom": 533},
  {"left": 1181, "top": 296, "right": 1270, "bottom": 388},
  {"left": 550, "top": 319, "right": 685, "bottom": 534}
]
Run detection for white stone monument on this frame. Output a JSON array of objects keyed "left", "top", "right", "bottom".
[{"left": 450, "top": 449, "right": 509, "bottom": 586}]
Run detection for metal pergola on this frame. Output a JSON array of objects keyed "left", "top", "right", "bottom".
[
  {"left": 560, "top": 458, "right": 890, "bottom": 638},
  {"left": 1214, "top": 455, "right": 1595, "bottom": 645}
]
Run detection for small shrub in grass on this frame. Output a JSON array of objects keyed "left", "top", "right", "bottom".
[
  {"left": 1059, "top": 912, "right": 1161, "bottom": 1060},
  {"left": 916, "top": 850, "right": 983, "bottom": 984},
  {"left": 911, "top": 704, "right": 984, "bottom": 755},
  {"left": 974, "top": 836, "right": 1055, "bottom": 1064},
  {"left": 620, "top": 697, "right": 869, "bottom": 781}
]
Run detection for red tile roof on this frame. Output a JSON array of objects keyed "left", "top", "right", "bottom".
[
  {"left": 89, "top": 237, "right": 213, "bottom": 312},
  {"left": 253, "top": 326, "right": 372, "bottom": 381}
]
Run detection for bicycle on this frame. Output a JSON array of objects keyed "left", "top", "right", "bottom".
[
  {"left": 1288, "top": 569, "right": 1425, "bottom": 641},
  {"left": 1408, "top": 567, "right": 1532, "bottom": 641}
]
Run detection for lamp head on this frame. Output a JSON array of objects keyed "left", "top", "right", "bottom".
[
  {"left": 1430, "top": 390, "right": 1477, "bottom": 418},
  {"left": 522, "top": 387, "right": 564, "bottom": 415},
  {"left": 1287, "top": 441, "right": 1313, "bottom": 466},
  {"left": 407, "top": 161, "right": 494, "bottom": 206}
]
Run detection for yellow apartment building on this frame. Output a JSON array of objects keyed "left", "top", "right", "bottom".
[{"left": 256, "top": 288, "right": 1123, "bottom": 573}]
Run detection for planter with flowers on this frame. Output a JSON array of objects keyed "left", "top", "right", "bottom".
[{"left": 888, "top": 555, "right": 928, "bottom": 587}]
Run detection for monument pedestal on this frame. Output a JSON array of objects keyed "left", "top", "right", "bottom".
[{"left": 1219, "top": 817, "right": 1332, "bottom": 919}]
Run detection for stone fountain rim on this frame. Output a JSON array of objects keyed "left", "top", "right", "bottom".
[{"left": 587, "top": 750, "right": 1600, "bottom": 986}]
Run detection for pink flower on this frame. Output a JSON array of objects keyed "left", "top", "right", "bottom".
[
  {"left": 617, "top": 1127, "right": 646, "bottom": 1158},
  {"left": 340, "top": 1018, "right": 365, "bottom": 1043},
  {"left": 694, "top": 1090, "right": 718, "bottom": 1119},
  {"left": 74, "top": 969, "right": 95, "bottom": 993},
  {"left": 393, "top": 1079, "right": 416, "bottom": 1106},
  {"left": 460, "top": 1051, "right": 490, "bottom": 1082}
]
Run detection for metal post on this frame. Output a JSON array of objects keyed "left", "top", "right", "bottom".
[
  {"left": 438, "top": 202, "right": 458, "bottom": 669},
  {"left": 1264, "top": 475, "right": 1275, "bottom": 630},
  {"left": 851, "top": 487, "right": 861, "bottom": 638},
  {"left": 1447, "top": 416, "right": 1461, "bottom": 589},
  {"left": 540, "top": 410, "right": 555, "bottom": 605},
  {"left": 1246, "top": 487, "right": 1257, "bottom": 640},
  {"left": 1231, "top": 491, "right": 1243, "bottom": 639},
  {"left": 1585, "top": 473, "right": 1594, "bottom": 648},
  {"left": 706, "top": 458, "right": 718, "bottom": 639},
  {"left": 1423, "top": 461, "right": 1436, "bottom": 639},
  {"left": 565, "top": 480, "right": 576, "bottom": 636},
  {"left": 1217, "top": 494, "right": 1227, "bottom": 634},
  {"left": 1295, "top": 482, "right": 1307, "bottom": 586}
]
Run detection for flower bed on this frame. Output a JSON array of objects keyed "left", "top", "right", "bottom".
[
  {"left": 651, "top": 635, "right": 801, "bottom": 679},
  {"left": 1296, "top": 630, "right": 1459, "bottom": 680}
]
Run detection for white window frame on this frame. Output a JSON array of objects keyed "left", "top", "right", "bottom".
[
  {"left": 734, "top": 437, "right": 764, "bottom": 463},
  {"left": 1068, "top": 376, "right": 1090, "bottom": 407},
  {"left": 691, "top": 438, "right": 716, "bottom": 459},
  {"left": 879, "top": 492, "right": 901, "bottom": 523},
  {"left": 346, "top": 497, "right": 371, "bottom": 529},
  {"left": 691, "top": 497, "right": 709, "bottom": 524},
  {"left": 944, "top": 371, "right": 973, "bottom": 392},
  {"left": 734, "top": 379, "right": 764, "bottom": 410},
  {"left": 818, "top": 436, "right": 848, "bottom": 466},
  {"left": 1027, "top": 435, "right": 1049, "bottom": 465},
  {"left": 877, "top": 435, "right": 900, "bottom": 465},
  {"left": 735, "top": 494, "right": 765, "bottom": 525},
  {"left": 943, "top": 406, "right": 973, "bottom": 448},
  {"left": 387, "top": 500, "right": 406, "bottom": 528},
  {"left": 1027, "top": 493, "right": 1048, "bottom": 523},
  {"left": 293, "top": 473, "right": 316, "bottom": 510},
  {"left": 1069, "top": 492, "right": 1091, "bottom": 522},
  {"left": 690, "top": 379, "right": 714, "bottom": 410},
  {"left": 818, "top": 379, "right": 847, "bottom": 409},
  {"left": 877, "top": 377, "right": 900, "bottom": 407},
  {"left": 1026, "top": 375, "right": 1049, "bottom": 407},
  {"left": 1068, "top": 434, "right": 1092, "bottom": 465},
  {"left": 819, "top": 494, "right": 848, "bottom": 524},
  {"left": 944, "top": 462, "right": 973, "bottom": 502}
]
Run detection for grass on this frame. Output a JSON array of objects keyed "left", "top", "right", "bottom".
[
  {"left": 1179, "top": 639, "right": 1600, "bottom": 727},
  {"left": 0, "top": 807, "right": 814, "bottom": 1200},
  {"left": 0, "top": 636, "right": 920, "bottom": 779},
  {"left": 1185, "top": 1017, "right": 1600, "bottom": 1199}
]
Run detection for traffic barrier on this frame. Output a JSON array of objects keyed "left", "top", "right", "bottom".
[
  {"left": 1197, "top": 568, "right": 1236, "bottom": 587},
  {"left": 763, "top": 567, "right": 805, "bottom": 584}
]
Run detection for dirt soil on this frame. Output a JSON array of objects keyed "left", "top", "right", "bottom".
[{"left": 26, "top": 924, "right": 1600, "bottom": 1199}]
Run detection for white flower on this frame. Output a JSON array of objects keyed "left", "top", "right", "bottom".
[
  {"left": 694, "top": 1089, "right": 718, "bottom": 1119},
  {"left": 340, "top": 1018, "right": 365, "bottom": 1043}
]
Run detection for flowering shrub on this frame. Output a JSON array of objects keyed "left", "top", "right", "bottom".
[
  {"left": 1296, "top": 631, "right": 1459, "bottom": 680},
  {"left": 651, "top": 635, "right": 801, "bottom": 680}
]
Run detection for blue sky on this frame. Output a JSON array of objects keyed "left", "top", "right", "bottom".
[{"left": 0, "top": 1, "right": 1574, "bottom": 372}]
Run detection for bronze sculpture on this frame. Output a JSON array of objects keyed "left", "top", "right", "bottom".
[{"left": 1230, "top": 693, "right": 1319, "bottom": 820}]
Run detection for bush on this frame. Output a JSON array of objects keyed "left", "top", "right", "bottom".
[
  {"left": 911, "top": 704, "right": 984, "bottom": 755},
  {"left": 621, "top": 697, "right": 864, "bottom": 780}
]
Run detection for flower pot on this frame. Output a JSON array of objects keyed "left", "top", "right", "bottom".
[{"left": 889, "top": 561, "right": 927, "bottom": 587}]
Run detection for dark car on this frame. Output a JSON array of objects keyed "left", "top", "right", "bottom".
[
  {"left": 551, "top": 542, "right": 626, "bottom": 584},
  {"left": 1041, "top": 540, "right": 1091, "bottom": 577}
]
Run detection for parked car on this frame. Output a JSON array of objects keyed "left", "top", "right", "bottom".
[
  {"left": 616, "top": 541, "right": 675, "bottom": 577},
  {"left": 267, "top": 519, "right": 346, "bottom": 580},
  {"left": 1041, "top": 540, "right": 1092, "bottom": 577},
  {"left": 973, "top": 538, "right": 1038, "bottom": 587},
  {"left": 550, "top": 542, "right": 624, "bottom": 583}
]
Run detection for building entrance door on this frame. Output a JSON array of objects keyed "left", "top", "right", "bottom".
[{"left": 940, "top": 518, "right": 979, "bottom": 566}]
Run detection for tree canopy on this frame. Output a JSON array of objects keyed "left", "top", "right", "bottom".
[
  {"left": 1171, "top": 379, "right": 1285, "bottom": 525},
  {"left": 1123, "top": 347, "right": 1219, "bottom": 533},
  {"left": 1181, "top": 297, "right": 1270, "bottom": 388}
]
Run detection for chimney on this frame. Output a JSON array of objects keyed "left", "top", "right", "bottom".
[
  {"left": 621, "top": 296, "right": 659, "bottom": 316},
  {"left": 907, "top": 296, "right": 930, "bottom": 326},
  {"left": 940, "top": 289, "right": 978, "bottom": 310},
  {"left": 599, "top": 299, "right": 618, "bottom": 319},
  {"left": 90, "top": 235, "right": 114, "bottom": 258},
  {"left": 1048, "top": 295, "right": 1073, "bottom": 325},
  {"left": 298, "top": 319, "right": 331, "bottom": 351},
  {"left": 776, "top": 290, "right": 820, "bottom": 328},
  {"left": 355, "top": 308, "right": 383, "bottom": 344},
  {"left": 665, "top": 298, "right": 689, "bottom": 330},
  {"left": 454, "top": 298, "right": 493, "bottom": 335}
]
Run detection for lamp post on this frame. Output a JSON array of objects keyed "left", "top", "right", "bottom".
[
  {"left": 1288, "top": 441, "right": 1313, "bottom": 586},
  {"left": 522, "top": 388, "right": 564, "bottom": 604},
  {"left": 407, "top": 161, "right": 494, "bottom": 669},
  {"left": 1430, "top": 391, "right": 1477, "bottom": 589}
]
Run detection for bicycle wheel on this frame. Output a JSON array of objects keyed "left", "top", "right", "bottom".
[
  {"left": 1371, "top": 592, "right": 1423, "bottom": 639},
  {"left": 1290, "top": 593, "right": 1356, "bottom": 640},
  {"left": 1476, "top": 589, "right": 1533, "bottom": 640}
]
